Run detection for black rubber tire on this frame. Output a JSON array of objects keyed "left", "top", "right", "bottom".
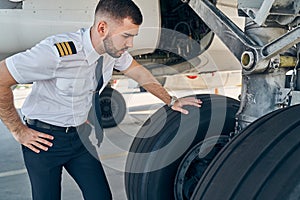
[
  {"left": 99, "top": 87, "right": 126, "bottom": 128},
  {"left": 191, "top": 104, "right": 300, "bottom": 200},
  {"left": 125, "top": 94, "right": 239, "bottom": 200}
]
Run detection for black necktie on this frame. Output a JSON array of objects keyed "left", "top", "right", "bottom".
[
  {"left": 87, "top": 57, "right": 104, "bottom": 147},
  {"left": 94, "top": 56, "right": 104, "bottom": 126},
  {"left": 77, "top": 56, "right": 104, "bottom": 152}
]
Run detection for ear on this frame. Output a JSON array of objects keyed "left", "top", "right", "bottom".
[{"left": 97, "top": 21, "right": 108, "bottom": 38}]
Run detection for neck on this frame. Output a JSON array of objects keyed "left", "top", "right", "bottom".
[{"left": 90, "top": 26, "right": 105, "bottom": 55}]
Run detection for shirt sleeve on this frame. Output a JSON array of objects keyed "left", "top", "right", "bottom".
[
  {"left": 113, "top": 51, "right": 133, "bottom": 71},
  {"left": 5, "top": 38, "right": 59, "bottom": 84}
]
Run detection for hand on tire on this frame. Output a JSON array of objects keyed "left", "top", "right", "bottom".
[{"left": 171, "top": 97, "right": 202, "bottom": 114}]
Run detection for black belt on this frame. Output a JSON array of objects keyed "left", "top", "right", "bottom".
[{"left": 25, "top": 118, "right": 77, "bottom": 133}]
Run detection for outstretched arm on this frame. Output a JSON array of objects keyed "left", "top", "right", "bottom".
[
  {"left": 122, "top": 59, "right": 202, "bottom": 114},
  {"left": 0, "top": 60, "right": 53, "bottom": 153}
]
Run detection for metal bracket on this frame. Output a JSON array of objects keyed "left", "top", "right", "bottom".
[
  {"left": 275, "top": 88, "right": 291, "bottom": 106},
  {"left": 238, "top": 0, "right": 300, "bottom": 26},
  {"left": 239, "top": 0, "right": 275, "bottom": 26}
]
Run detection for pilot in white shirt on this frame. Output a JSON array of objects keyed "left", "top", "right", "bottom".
[
  {"left": 6, "top": 27, "right": 132, "bottom": 127},
  {"left": 0, "top": 0, "right": 201, "bottom": 199}
]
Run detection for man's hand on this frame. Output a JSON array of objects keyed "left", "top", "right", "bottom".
[
  {"left": 171, "top": 97, "right": 202, "bottom": 114},
  {"left": 12, "top": 124, "right": 54, "bottom": 153}
]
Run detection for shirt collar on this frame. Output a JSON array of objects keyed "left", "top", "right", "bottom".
[{"left": 82, "top": 27, "right": 101, "bottom": 65}]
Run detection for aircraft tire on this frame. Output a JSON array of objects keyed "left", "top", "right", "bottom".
[
  {"left": 125, "top": 94, "right": 239, "bottom": 200},
  {"left": 99, "top": 87, "right": 126, "bottom": 128},
  {"left": 191, "top": 104, "right": 300, "bottom": 200}
]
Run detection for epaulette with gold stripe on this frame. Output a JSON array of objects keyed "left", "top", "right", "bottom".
[{"left": 54, "top": 41, "right": 77, "bottom": 57}]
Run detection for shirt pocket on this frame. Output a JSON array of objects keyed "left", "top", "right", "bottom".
[{"left": 55, "top": 78, "right": 86, "bottom": 96}]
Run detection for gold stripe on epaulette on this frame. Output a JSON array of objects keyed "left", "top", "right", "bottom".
[
  {"left": 64, "top": 42, "right": 73, "bottom": 55},
  {"left": 55, "top": 43, "right": 65, "bottom": 57},
  {"left": 54, "top": 41, "right": 77, "bottom": 57},
  {"left": 60, "top": 42, "right": 69, "bottom": 56}
]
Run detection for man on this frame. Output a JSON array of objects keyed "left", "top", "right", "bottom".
[{"left": 0, "top": 0, "right": 202, "bottom": 199}]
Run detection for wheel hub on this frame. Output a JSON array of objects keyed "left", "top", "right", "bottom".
[{"left": 174, "top": 136, "right": 229, "bottom": 200}]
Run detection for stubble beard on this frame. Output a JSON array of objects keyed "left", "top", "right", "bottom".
[{"left": 103, "top": 36, "right": 122, "bottom": 58}]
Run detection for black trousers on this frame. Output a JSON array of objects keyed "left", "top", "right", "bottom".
[{"left": 22, "top": 123, "right": 112, "bottom": 200}]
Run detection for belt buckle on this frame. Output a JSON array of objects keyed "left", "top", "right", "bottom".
[{"left": 65, "top": 127, "right": 69, "bottom": 133}]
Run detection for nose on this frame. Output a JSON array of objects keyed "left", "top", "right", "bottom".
[{"left": 126, "top": 37, "right": 134, "bottom": 48}]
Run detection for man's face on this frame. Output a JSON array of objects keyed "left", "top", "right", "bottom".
[{"left": 103, "top": 18, "right": 139, "bottom": 58}]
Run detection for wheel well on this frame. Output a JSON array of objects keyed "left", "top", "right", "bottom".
[
  {"left": 134, "top": 0, "right": 214, "bottom": 66},
  {"left": 159, "top": 0, "right": 212, "bottom": 44}
]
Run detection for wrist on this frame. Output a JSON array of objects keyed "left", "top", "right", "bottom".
[
  {"left": 11, "top": 123, "right": 27, "bottom": 136},
  {"left": 168, "top": 95, "right": 178, "bottom": 107}
]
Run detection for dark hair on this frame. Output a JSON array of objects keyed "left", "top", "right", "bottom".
[{"left": 95, "top": 0, "right": 143, "bottom": 25}]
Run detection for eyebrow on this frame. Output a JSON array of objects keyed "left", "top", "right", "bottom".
[{"left": 124, "top": 33, "right": 139, "bottom": 37}]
